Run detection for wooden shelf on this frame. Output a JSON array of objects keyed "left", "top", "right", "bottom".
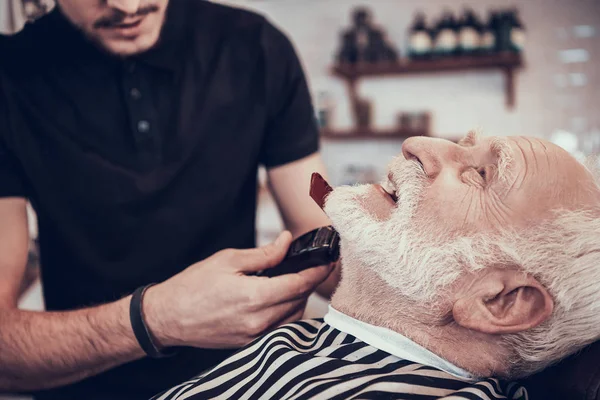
[
  {"left": 320, "top": 129, "right": 467, "bottom": 143},
  {"left": 321, "top": 128, "right": 428, "bottom": 139},
  {"left": 331, "top": 52, "right": 524, "bottom": 110},
  {"left": 332, "top": 53, "right": 523, "bottom": 79}
]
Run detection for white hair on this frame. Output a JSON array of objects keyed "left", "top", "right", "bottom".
[
  {"left": 491, "top": 156, "right": 600, "bottom": 377},
  {"left": 500, "top": 209, "right": 600, "bottom": 377},
  {"left": 430, "top": 211, "right": 600, "bottom": 378},
  {"left": 431, "top": 165, "right": 600, "bottom": 377},
  {"left": 436, "top": 159, "right": 600, "bottom": 378}
]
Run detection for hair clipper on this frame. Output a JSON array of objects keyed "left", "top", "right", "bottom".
[
  {"left": 258, "top": 173, "right": 339, "bottom": 277},
  {"left": 258, "top": 226, "right": 340, "bottom": 277}
]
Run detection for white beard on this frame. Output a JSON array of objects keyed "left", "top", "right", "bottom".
[{"left": 324, "top": 156, "right": 466, "bottom": 303}]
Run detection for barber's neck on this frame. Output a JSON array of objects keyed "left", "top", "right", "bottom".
[{"left": 331, "top": 267, "right": 511, "bottom": 378}]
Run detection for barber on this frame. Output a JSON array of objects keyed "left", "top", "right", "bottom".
[{"left": 0, "top": 0, "right": 339, "bottom": 399}]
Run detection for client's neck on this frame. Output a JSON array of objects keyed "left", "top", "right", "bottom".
[{"left": 331, "top": 267, "right": 509, "bottom": 378}]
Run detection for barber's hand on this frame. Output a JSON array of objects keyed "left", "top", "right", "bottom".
[{"left": 144, "top": 231, "right": 333, "bottom": 349}]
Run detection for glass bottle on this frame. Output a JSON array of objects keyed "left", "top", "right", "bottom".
[
  {"left": 480, "top": 11, "right": 499, "bottom": 55},
  {"left": 509, "top": 8, "right": 526, "bottom": 52},
  {"left": 408, "top": 12, "right": 432, "bottom": 60},
  {"left": 433, "top": 11, "right": 459, "bottom": 57},
  {"left": 458, "top": 8, "right": 483, "bottom": 55}
]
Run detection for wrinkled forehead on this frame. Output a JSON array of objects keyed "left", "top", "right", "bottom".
[
  {"left": 476, "top": 135, "right": 573, "bottom": 175},
  {"left": 500, "top": 136, "right": 599, "bottom": 211},
  {"left": 505, "top": 136, "right": 583, "bottom": 178}
]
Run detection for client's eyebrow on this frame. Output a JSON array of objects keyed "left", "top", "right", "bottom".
[
  {"left": 458, "top": 132, "right": 515, "bottom": 185},
  {"left": 458, "top": 130, "right": 479, "bottom": 147},
  {"left": 489, "top": 138, "right": 515, "bottom": 185}
]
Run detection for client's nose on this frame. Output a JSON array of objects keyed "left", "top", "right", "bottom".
[{"left": 402, "top": 136, "right": 454, "bottom": 177}]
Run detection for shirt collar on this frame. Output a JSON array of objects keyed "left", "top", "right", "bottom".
[
  {"left": 135, "top": 0, "right": 188, "bottom": 71},
  {"left": 324, "top": 305, "right": 478, "bottom": 381}
]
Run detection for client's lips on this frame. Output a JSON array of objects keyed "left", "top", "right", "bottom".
[
  {"left": 380, "top": 178, "right": 399, "bottom": 203},
  {"left": 377, "top": 184, "right": 398, "bottom": 205},
  {"left": 310, "top": 173, "right": 333, "bottom": 210},
  {"left": 310, "top": 172, "right": 398, "bottom": 211}
]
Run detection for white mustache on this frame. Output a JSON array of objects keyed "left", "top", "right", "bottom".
[
  {"left": 385, "top": 156, "right": 428, "bottom": 217},
  {"left": 324, "top": 156, "right": 428, "bottom": 242}
]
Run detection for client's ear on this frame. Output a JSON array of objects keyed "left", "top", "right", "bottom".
[{"left": 452, "top": 268, "right": 554, "bottom": 334}]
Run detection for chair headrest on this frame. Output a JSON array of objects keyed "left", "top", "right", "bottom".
[{"left": 523, "top": 341, "right": 600, "bottom": 400}]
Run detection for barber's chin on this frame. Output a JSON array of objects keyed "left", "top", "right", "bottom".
[
  {"left": 99, "top": 38, "right": 155, "bottom": 56},
  {"left": 91, "top": 28, "right": 159, "bottom": 56}
]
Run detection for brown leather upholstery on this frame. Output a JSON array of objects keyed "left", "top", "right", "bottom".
[{"left": 523, "top": 341, "right": 600, "bottom": 400}]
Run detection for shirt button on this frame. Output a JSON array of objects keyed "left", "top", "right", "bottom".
[
  {"left": 126, "top": 62, "right": 136, "bottom": 73},
  {"left": 130, "top": 88, "right": 142, "bottom": 100},
  {"left": 137, "top": 120, "right": 150, "bottom": 133}
]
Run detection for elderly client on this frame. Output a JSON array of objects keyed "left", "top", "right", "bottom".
[{"left": 153, "top": 132, "right": 600, "bottom": 400}]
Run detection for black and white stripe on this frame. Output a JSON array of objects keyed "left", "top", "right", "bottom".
[{"left": 152, "top": 320, "right": 528, "bottom": 400}]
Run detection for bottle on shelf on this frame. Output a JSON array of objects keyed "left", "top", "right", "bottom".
[
  {"left": 335, "top": 6, "right": 400, "bottom": 66},
  {"left": 458, "top": 8, "right": 483, "bottom": 55},
  {"left": 315, "top": 92, "right": 335, "bottom": 130},
  {"left": 480, "top": 11, "right": 499, "bottom": 55},
  {"left": 384, "top": 46, "right": 399, "bottom": 62},
  {"left": 354, "top": 98, "right": 372, "bottom": 128},
  {"left": 496, "top": 10, "right": 514, "bottom": 53},
  {"left": 379, "top": 31, "right": 399, "bottom": 63},
  {"left": 433, "top": 11, "right": 459, "bottom": 57},
  {"left": 508, "top": 8, "right": 526, "bottom": 52},
  {"left": 336, "top": 31, "right": 358, "bottom": 64},
  {"left": 407, "top": 12, "right": 432, "bottom": 60},
  {"left": 335, "top": 7, "right": 370, "bottom": 65},
  {"left": 353, "top": 7, "right": 372, "bottom": 63},
  {"left": 364, "top": 16, "right": 398, "bottom": 64},
  {"left": 365, "top": 28, "right": 385, "bottom": 63}
]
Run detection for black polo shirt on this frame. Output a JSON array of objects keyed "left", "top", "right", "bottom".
[{"left": 0, "top": 0, "right": 319, "bottom": 398}]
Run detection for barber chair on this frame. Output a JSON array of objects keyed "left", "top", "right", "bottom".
[{"left": 524, "top": 340, "right": 600, "bottom": 399}]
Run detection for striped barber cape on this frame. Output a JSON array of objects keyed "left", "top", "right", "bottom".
[{"left": 152, "top": 310, "right": 528, "bottom": 400}]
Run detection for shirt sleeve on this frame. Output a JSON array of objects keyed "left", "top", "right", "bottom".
[
  {"left": 259, "top": 21, "right": 320, "bottom": 168},
  {"left": 0, "top": 78, "right": 27, "bottom": 198}
]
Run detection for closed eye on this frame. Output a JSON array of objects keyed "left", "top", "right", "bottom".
[
  {"left": 477, "top": 167, "right": 486, "bottom": 180},
  {"left": 475, "top": 165, "right": 498, "bottom": 185}
]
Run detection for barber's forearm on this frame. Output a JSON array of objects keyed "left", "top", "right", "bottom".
[{"left": 0, "top": 296, "right": 144, "bottom": 392}]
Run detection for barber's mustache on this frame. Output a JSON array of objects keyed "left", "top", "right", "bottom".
[{"left": 94, "top": 5, "right": 160, "bottom": 29}]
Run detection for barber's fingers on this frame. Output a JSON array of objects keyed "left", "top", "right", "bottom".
[
  {"left": 258, "top": 264, "right": 333, "bottom": 305},
  {"left": 280, "top": 307, "right": 306, "bottom": 327},
  {"left": 269, "top": 300, "right": 307, "bottom": 330},
  {"left": 261, "top": 298, "right": 307, "bottom": 333},
  {"left": 230, "top": 231, "right": 293, "bottom": 273}
]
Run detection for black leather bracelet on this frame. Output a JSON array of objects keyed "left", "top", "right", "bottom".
[{"left": 130, "top": 284, "right": 177, "bottom": 359}]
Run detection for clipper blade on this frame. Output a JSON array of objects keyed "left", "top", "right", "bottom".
[{"left": 310, "top": 172, "right": 333, "bottom": 210}]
